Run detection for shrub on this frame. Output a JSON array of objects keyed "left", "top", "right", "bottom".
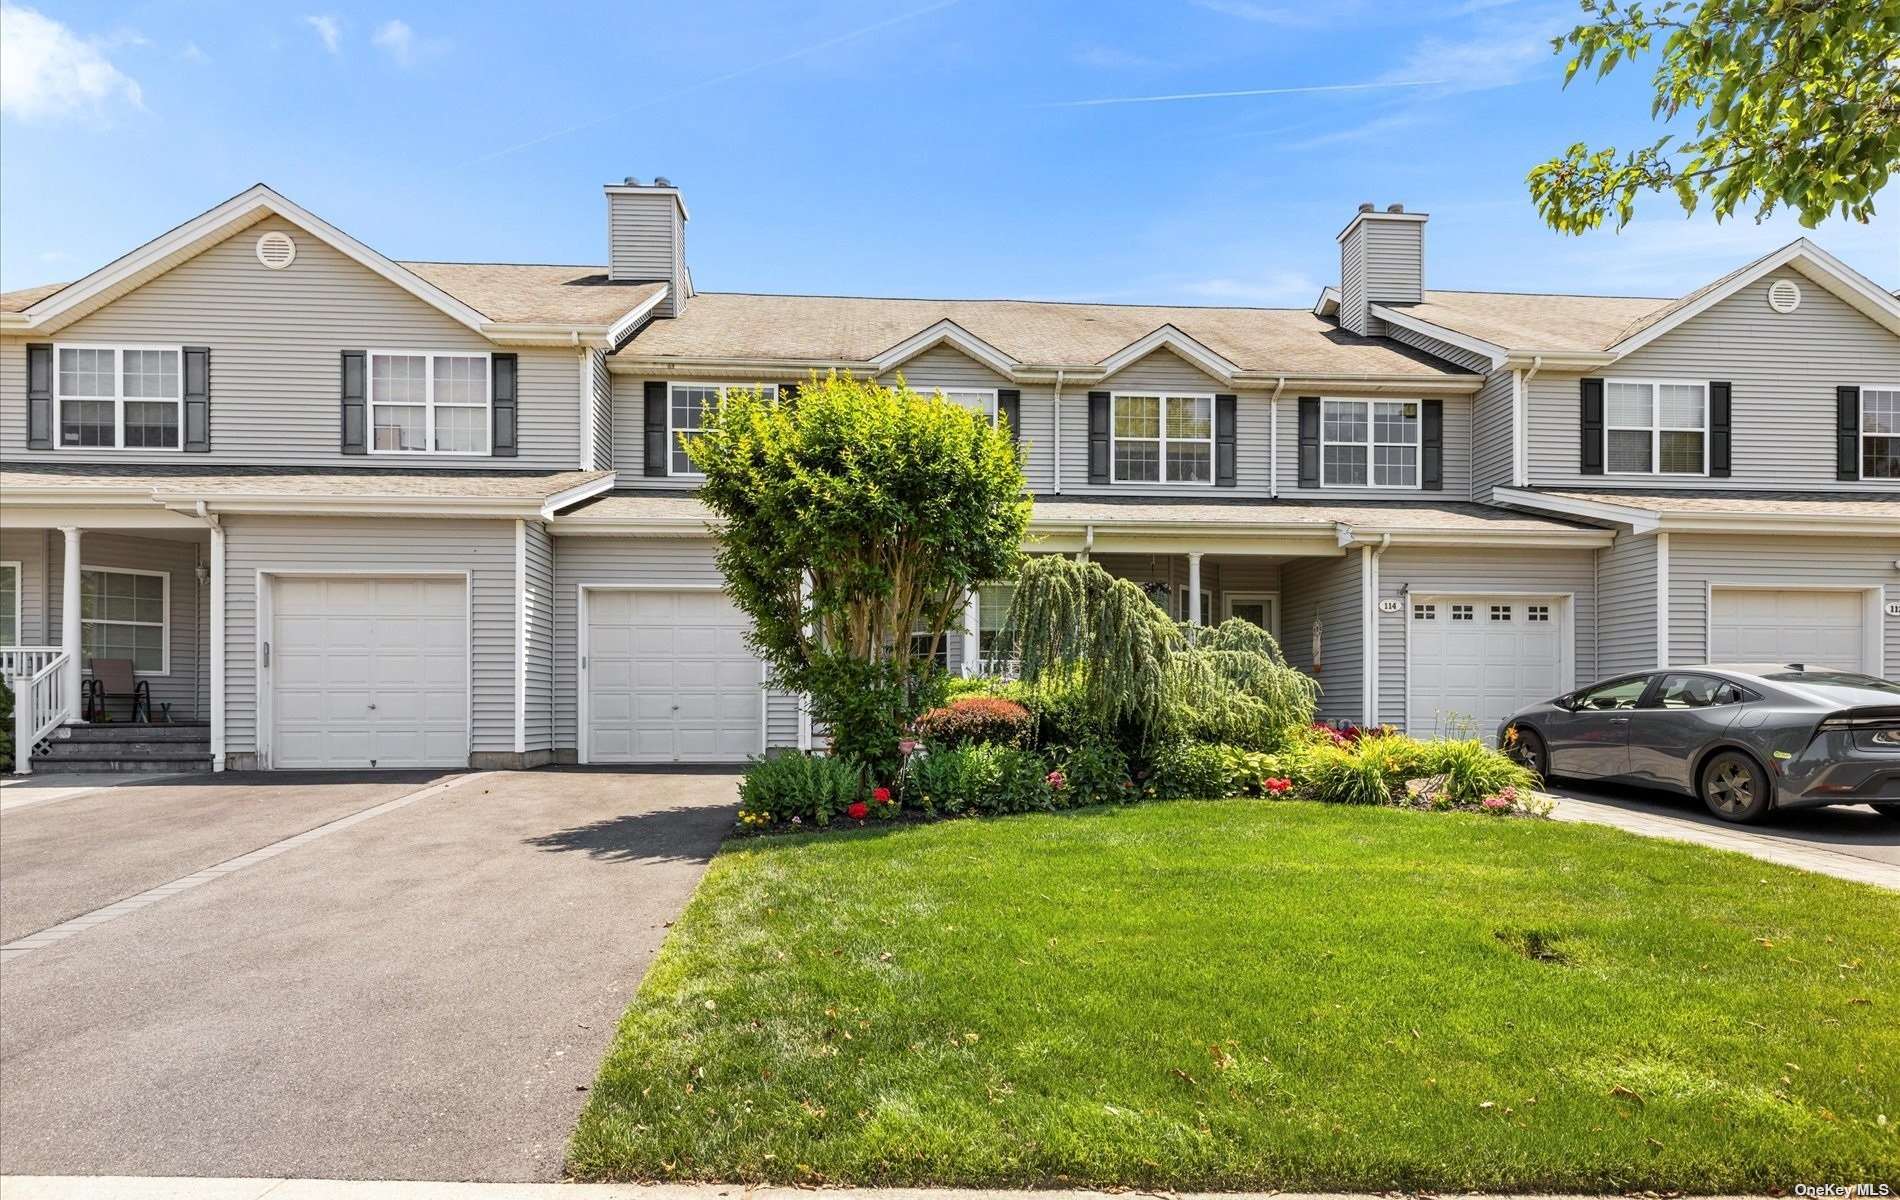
[
  {"left": 1049, "top": 740, "right": 1132, "bottom": 807},
  {"left": 903, "top": 743, "right": 1052, "bottom": 816},
  {"left": 737, "top": 752, "right": 866, "bottom": 828},
  {"left": 943, "top": 675, "right": 1011, "bottom": 702},
  {"left": 1413, "top": 737, "right": 1540, "bottom": 803},
  {"left": 1148, "top": 741, "right": 1237, "bottom": 800},
  {"left": 912, "top": 696, "right": 1033, "bottom": 749}
]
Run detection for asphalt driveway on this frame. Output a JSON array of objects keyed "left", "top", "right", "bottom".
[{"left": 0, "top": 767, "right": 737, "bottom": 1182}]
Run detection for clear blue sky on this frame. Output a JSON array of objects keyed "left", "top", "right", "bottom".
[{"left": 3, "top": 0, "right": 1894, "bottom": 303}]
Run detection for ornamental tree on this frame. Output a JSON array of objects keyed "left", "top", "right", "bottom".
[
  {"left": 685, "top": 372, "right": 1029, "bottom": 776},
  {"left": 1529, "top": 0, "right": 1900, "bottom": 233}
]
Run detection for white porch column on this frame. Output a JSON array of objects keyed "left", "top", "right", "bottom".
[
  {"left": 960, "top": 588, "right": 981, "bottom": 676},
  {"left": 209, "top": 518, "right": 226, "bottom": 771},
  {"left": 1186, "top": 552, "right": 1203, "bottom": 633},
  {"left": 59, "top": 526, "right": 82, "bottom": 720}
]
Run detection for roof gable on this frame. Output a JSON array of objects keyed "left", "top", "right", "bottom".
[
  {"left": 870, "top": 318, "right": 1019, "bottom": 378},
  {"left": 1096, "top": 324, "right": 1241, "bottom": 385}
]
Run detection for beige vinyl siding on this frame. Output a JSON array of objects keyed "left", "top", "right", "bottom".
[
  {"left": 588, "top": 348, "right": 614, "bottom": 471},
  {"left": 606, "top": 191, "right": 684, "bottom": 317},
  {"left": 1528, "top": 273, "right": 1900, "bottom": 491},
  {"left": 1665, "top": 534, "right": 1899, "bottom": 675},
  {"left": 551, "top": 534, "right": 800, "bottom": 755},
  {"left": 1, "top": 527, "right": 49, "bottom": 645},
  {"left": 1383, "top": 323, "right": 1493, "bottom": 374},
  {"left": 221, "top": 516, "right": 517, "bottom": 762},
  {"left": 1282, "top": 552, "right": 1362, "bottom": 722},
  {"left": 1057, "top": 348, "right": 1269, "bottom": 498},
  {"left": 1469, "top": 367, "right": 1516, "bottom": 500},
  {"left": 1376, "top": 545, "right": 1597, "bottom": 732},
  {"left": 44, "top": 530, "right": 207, "bottom": 721},
  {"left": 0, "top": 216, "right": 583, "bottom": 470},
  {"left": 523, "top": 521, "right": 556, "bottom": 753},
  {"left": 1594, "top": 530, "right": 1658, "bottom": 676},
  {"left": 1272, "top": 391, "right": 1474, "bottom": 502}
]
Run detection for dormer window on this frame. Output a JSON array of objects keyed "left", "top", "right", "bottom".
[
  {"left": 55, "top": 344, "right": 182, "bottom": 450},
  {"left": 368, "top": 352, "right": 490, "bottom": 454}
]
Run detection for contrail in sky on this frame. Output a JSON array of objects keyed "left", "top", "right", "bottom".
[{"left": 1046, "top": 79, "right": 1446, "bottom": 108}]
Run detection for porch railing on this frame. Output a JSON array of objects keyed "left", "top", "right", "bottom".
[
  {"left": 1, "top": 646, "right": 61, "bottom": 680},
  {"left": 6, "top": 650, "right": 73, "bottom": 776}
]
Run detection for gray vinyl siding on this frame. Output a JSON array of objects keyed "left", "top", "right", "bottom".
[
  {"left": 1339, "top": 229, "right": 1369, "bottom": 335},
  {"left": 1528, "top": 273, "right": 1900, "bottom": 491},
  {"left": 0, "top": 216, "right": 583, "bottom": 470},
  {"left": 1057, "top": 349, "right": 1271, "bottom": 498},
  {"left": 1470, "top": 367, "right": 1516, "bottom": 500},
  {"left": 1272, "top": 391, "right": 1474, "bottom": 502},
  {"left": 550, "top": 534, "right": 800, "bottom": 755},
  {"left": 1093, "top": 553, "right": 1284, "bottom": 631},
  {"left": 1376, "top": 545, "right": 1597, "bottom": 732},
  {"left": 1281, "top": 551, "right": 1362, "bottom": 723},
  {"left": 1594, "top": 530, "right": 1658, "bottom": 676},
  {"left": 1361, "top": 220, "right": 1424, "bottom": 304},
  {"left": 1383, "top": 323, "right": 1492, "bottom": 374},
  {"left": 1665, "top": 534, "right": 1900, "bottom": 675},
  {"left": 221, "top": 516, "right": 518, "bottom": 761},
  {"left": 43, "top": 530, "right": 207, "bottom": 721},
  {"left": 588, "top": 348, "right": 614, "bottom": 471},
  {"left": 523, "top": 520, "right": 555, "bottom": 753},
  {"left": 1, "top": 528, "right": 49, "bottom": 645},
  {"left": 606, "top": 191, "right": 685, "bottom": 317}
]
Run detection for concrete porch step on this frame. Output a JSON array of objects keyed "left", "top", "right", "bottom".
[
  {"left": 55, "top": 723, "right": 212, "bottom": 743},
  {"left": 39, "top": 739, "right": 211, "bottom": 761},
  {"left": 26, "top": 756, "right": 212, "bottom": 774}
]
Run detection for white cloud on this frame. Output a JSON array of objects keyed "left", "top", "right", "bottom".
[
  {"left": 1379, "top": 4, "right": 1570, "bottom": 95},
  {"left": 1071, "top": 44, "right": 1158, "bottom": 70},
  {"left": 180, "top": 41, "right": 209, "bottom": 64},
  {"left": 372, "top": 19, "right": 415, "bottom": 64},
  {"left": 303, "top": 14, "right": 341, "bottom": 53},
  {"left": 1281, "top": 110, "right": 1428, "bottom": 151},
  {"left": 0, "top": 3, "right": 143, "bottom": 122}
]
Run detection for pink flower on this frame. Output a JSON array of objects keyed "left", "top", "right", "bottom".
[
  {"left": 1481, "top": 794, "right": 1513, "bottom": 812},
  {"left": 1047, "top": 770, "right": 1066, "bottom": 790},
  {"left": 898, "top": 739, "right": 919, "bottom": 755}
]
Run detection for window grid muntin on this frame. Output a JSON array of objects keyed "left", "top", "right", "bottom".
[
  {"left": 1110, "top": 392, "right": 1214, "bottom": 484},
  {"left": 668, "top": 382, "right": 777, "bottom": 476},
  {"left": 1413, "top": 603, "right": 1435, "bottom": 620},
  {"left": 0, "top": 561, "right": 18, "bottom": 646},
  {"left": 1527, "top": 605, "right": 1550, "bottom": 622},
  {"left": 78, "top": 565, "right": 169, "bottom": 674},
  {"left": 1603, "top": 378, "right": 1707, "bottom": 477},
  {"left": 1490, "top": 605, "right": 1512, "bottom": 621},
  {"left": 1451, "top": 604, "right": 1474, "bottom": 621},
  {"left": 1321, "top": 398, "right": 1419, "bottom": 488},
  {"left": 1862, "top": 386, "right": 1900, "bottom": 481},
  {"left": 53, "top": 344, "right": 184, "bottom": 451},
  {"left": 368, "top": 350, "right": 491, "bottom": 456}
]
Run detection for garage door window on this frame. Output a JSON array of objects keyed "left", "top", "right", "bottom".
[{"left": 80, "top": 567, "right": 167, "bottom": 673}]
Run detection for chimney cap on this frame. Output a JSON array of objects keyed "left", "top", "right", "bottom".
[
  {"left": 1386, "top": 203, "right": 1405, "bottom": 213},
  {"left": 622, "top": 176, "right": 642, "bottom": 186},
  {"left": 1358, "top": 202, "right": 1375, "bottom": 213},
  {"left": 654, "top": 175, "right": 673, "bottom": 187}
]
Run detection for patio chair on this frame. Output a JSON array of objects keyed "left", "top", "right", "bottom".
[{"left": 83, "top": 658, "right": 152, "bottom": 723}]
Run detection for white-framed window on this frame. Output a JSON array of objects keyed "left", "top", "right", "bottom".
[
  {"left": 1490, "top": 604, "right": 1513, "bottom": 621},
  {"left": 1451, "top": 604, "right": 1474, "bottom": 621},
  {"left": 941, "top": 388, "right": 998, "bottom": 426},
  {"left": 977, "top": 581, "right": 1016, "bottom": 669},
  {"left": 1604, "top": 378, "right": 1707, "bottom": 475},
  {"left": 54, "top": 343, "right": 183, "bottom": 450},
  {"left": 80, "top": 565, "right": 169, "bottom": 674},
  {"left": 1862, "top": 386, "right": 1900, "bottom": 480},
  {"left": 1413, "top": 602, "right": 1435, "bottom": 621},
  {"left": 669, "top": 382, "right": 778, "bottom": 476},
  {"left": 1112, "top": 392, "right": 1213, "bottom": 484},
  {"left": 1321, "top": 399, "right": 1419, "bottom": 488},
  {"left": 368, "top": 351, "right": 491, "bottom": 455},
  {"left": 1527, "top": 605, "right": 1551, "bottom": 622},
  {"left": 0, "top": 561, "right": 19, "bottom": 646}
]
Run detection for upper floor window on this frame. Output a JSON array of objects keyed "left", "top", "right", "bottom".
[
  {"left": 369, "top": 352, "right": 489, "bottom": 455},
  {"left": 1605, "top": 379, "right": 1705, "bottom": 475},
  {"left": 942, "top": 389, "right": 998, "bottom": 425},
  {"left": 1863, "top": 386, "right": 1899, "bottom": 480},
  {"left": 55, "top": 344, "right": 182, "bottom": 450},
  {"left": 1112, "top": 393, "right": 1211, "bottom": 484},
  {"left": 670, "top": 382, "right": 777, "bottom": 476},
  {"left": 1323, "top": 399, "right": 1418, "bottom": 488}
]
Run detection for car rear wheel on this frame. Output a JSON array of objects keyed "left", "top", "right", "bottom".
[
  {"left": 1701, "top": 750, "right": 1771, "bottom": 823},
  {"left": 1508, "top": 726, "right": 1549, "bottom": 782}
]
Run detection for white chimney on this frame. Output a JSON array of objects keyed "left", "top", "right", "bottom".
[
  {"left": 1337, "top": 202, "right": 1426, "bottom": 336},
  {"left": 605, "top": 178, "right": 691, "bottom": 318}
]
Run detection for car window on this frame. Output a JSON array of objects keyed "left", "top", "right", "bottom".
[
  {"left": 1574, "top": 676, "right": 1650, "bottom": 710},
  {"left": 1646, "top": 673, "right": 1742, "bottom": 709}
]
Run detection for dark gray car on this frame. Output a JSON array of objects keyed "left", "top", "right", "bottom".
[{"left": 1499, "top": 664, "right": 1900, "bottom": 824}]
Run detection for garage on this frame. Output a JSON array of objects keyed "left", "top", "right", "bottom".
[
  {"left": 1407, "top": 594, "right": 1567, "bottom": 739},
  {"left": 582, "top": 587, "right": 763, "bottom": 763},
  {"left": 269, "top": 575, "right": 469, "bottom": 769},
  {"left": 1710, "top": 587, "right": 1868, "bottom": 671}
]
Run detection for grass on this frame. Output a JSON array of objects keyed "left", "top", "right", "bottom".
[{"left": 571, "top": 800, "right": 1900, "bottom": 1191}]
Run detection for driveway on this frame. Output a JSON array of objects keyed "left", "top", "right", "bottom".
[{"left": 0, "top": 767, "right": 736, "bottom": 1182}]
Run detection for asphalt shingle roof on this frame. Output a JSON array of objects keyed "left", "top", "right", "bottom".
[{"left": 1533, "top": 489, "right": 1900, "bottom": 519}]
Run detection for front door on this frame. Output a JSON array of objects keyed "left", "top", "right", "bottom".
[
  {"left": 1542, "top": 674, "right": 1652, "bottom": 780},
  {"left": 1223, "top": 592, "right": 1279, "bottom": 636}
]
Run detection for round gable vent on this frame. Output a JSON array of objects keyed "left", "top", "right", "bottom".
[
  {"left": 255, "top": 230, "right": 297, "bottom": 270},
  {"left": 1766, "top": 278, "right": 1801, "bottom": 313}
]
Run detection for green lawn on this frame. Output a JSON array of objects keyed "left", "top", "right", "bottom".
[{"left": 571, "top": 800, "right": 1900, "bottom": 1191}]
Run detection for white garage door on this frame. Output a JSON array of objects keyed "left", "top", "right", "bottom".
[
  {"left": 585, "top": 589, "right": 762, "bottom": 763},
  {"left": 1408, "top": 596, "right": 1564, "bottom": 740},
  {"left": 271, "top": 576, "right": 468, "bottom": 769},
  {"left": 1711, "top": 588, "right": 1865, "bottom": 671}
]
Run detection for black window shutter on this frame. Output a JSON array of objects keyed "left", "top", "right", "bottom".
[
  {"left": 998, "top": 388, "right": 1021, "bottom": 443},
  {"left": 491, "top": 353, "right": 519, "bottom": 457},
  {"left": 1215, "top": 393, "right": 1237, "bottom": 487},
  {"left": 1421, "top": 398, "right": 1443, "bottom": 490},
  {"left": 1837, "top": 385, "right": 1861, "bottom": 481},
  {"left": 1087, "top": 391, "right": 1110, "bottom": 484},
  {"left": 340, "top": 350, "right": 367, "bottom": 454},
  {"left": 1708, "top": 381, "right": 1731, "bottom": 477},
  {"left": 25, "top": 343, "right": 53, "bottom": 449},
  {"left": 1579, "top": 378, "right": 1604, "bottom": 475},
  {"left": 183, "top": 346, "right": 211, "bottom": 452},
  {"left": 1297, "top": 397, "right": 1320, "bottom": 488},
  {"left": 644, "top": 380, "right": 669, "bottom": 476}
]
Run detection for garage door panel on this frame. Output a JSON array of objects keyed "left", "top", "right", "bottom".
[
  {"left": 587, "top": 588, "right": 763, "bottom": 763},
  {"left": 1409, "top": 595, "right": 1565, "bottom": 742},
  {"left": 1711, "top": 588, "right": 1863, "bottom": 671}
]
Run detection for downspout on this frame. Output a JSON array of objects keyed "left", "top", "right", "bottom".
[
  {"left": 1514, "top": 355, "right": 1543, "bottom": 488},
  {"left": 1051, "top": 368, "right": 1065, "bottom": 493},
  {"left": 196, "top": 500, "right": 225, "bottom": 773},
  {"left": 1363, "top": 532, "right": 1391, "bottom": 729},
  {"left": 1082, "top": 523, "right": 1094, "bottom": 563},
  {"left": 1268, "top": 376, "right": 1286, "bottom": 498}
]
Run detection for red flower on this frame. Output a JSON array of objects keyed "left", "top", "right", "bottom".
[
  {"left": 872, "top": 786, "right": 891, "bottom": 803},
  {"left": 1264, "top": 777, "right": 1292, "bottom": 795},
  {"left": 847, "top": 801, "right": 870, "bottom": 821}
]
